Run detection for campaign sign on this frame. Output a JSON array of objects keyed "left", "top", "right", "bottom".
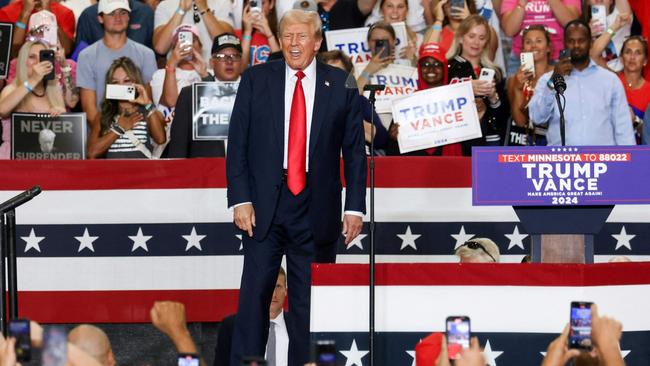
[
  {"left": 354, "top": 62, "right": 418, "bottom": 113},
  {"left": 325, "top": 22, "right": 408, "bottom": 64},
  {"left": 472, "top": 146, "right": 650, "bottom": 206},
  {"left": 0, "top": 23, "right": 13, "bottom": 78},
  {"left": 391, "top": 81, "right": 481, "bottom": 153},
  {"left": 192, "top": 81, "right": 239, "bottom": 141},
  {"left": 11, "top": 113, "right": 86, "bottom": 159}
]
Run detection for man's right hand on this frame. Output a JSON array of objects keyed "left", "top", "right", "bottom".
[
  {"left": 554, "top": 56, "right": 573, "bottom": 77},
  {"left": 234, "top": 203, "right": 256, "bottom": 237}
]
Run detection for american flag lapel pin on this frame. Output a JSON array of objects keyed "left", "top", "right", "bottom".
[{"left": 324, "top": 81, "right": 330, "bottom": 87}]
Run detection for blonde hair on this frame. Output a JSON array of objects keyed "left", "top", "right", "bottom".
[
  {"left": 455, "top": 237, "right": 501, "bottom": 263},
  {"left": 12, "top": 41, "right": 65, "bottom": 111},
  {"left": 278, "top": 9, "right": 322, "bottom": 39},
  {"left": 446, "top": 15, "right": 502, "bottom": 81}
]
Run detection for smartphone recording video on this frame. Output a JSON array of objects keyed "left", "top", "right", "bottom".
[
  {"left": 446, "top": 316, "right": 470, "bottom": 360},
  {"left": 178, "top": 353, "right": 200, "bottom": 366},
  {"left": 39, "top": 49, "right": 55, "bottom": 81},
  {"left": 313, "top": 340, "right": 337, "bottom": 366},
  {"left": 569, "top": 301, "right": 593, "bottom": 350},
  {"left": 9, "top": 319, "right": 31, "bottom": 362},
  {"left": 374, "top": 39, "right": 390, "bottom": 58}
]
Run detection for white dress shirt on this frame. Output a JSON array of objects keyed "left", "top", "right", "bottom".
[
  {"left": 265, "top": 312, "right": 289, "bottom": 366},
  {"left": 283, "top": 59, "right": 317, "bottom": 170}
]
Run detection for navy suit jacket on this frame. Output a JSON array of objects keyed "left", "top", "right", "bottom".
[{"left": 226, "top": 59, "right": 367, "bottom": 243}]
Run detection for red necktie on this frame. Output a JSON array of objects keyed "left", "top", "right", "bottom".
[{"left": 288, "top": 71, "right": 306, "bottom": 195}]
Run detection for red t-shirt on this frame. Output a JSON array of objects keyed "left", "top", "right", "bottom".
[
  {"left": 440, "top": 27, "right": 454, "bottom": 54},
  {"left": 0, "top": 1, "right": 75, "bottom": 41},
  {"left": 234, "top": 29, "right": 271, "bottom": 66},
  {"left": 618, "top": 73, "right": 650, "bottom": 119}
]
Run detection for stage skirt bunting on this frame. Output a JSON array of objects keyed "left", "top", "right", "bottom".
[{"left": 0, "top": 158, "right": 648, "bottom": 323}]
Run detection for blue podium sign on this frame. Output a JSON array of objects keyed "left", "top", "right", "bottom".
[{"left": 472, "top": 146, "right": 649, "bottom": 206}]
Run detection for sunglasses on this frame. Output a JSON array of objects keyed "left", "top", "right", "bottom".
[
  {"left": 461, "top": 240, "right": 497, "bottom": 262},
  {"left": 193, "top": 3, "right": 201, "bottom": 24},
  {"left": 212, "top": 53, "right": 242, "bottom": 62}
]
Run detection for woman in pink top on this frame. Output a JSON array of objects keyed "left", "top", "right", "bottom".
[{"left": 500, "top": 0, "right": 581, "bottom": 75}]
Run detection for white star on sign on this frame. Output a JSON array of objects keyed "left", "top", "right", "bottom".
[
  {"left": 482, "top": 340, "right": 503, "bottom": 366},
  {"left": 182, "top": 226, "right": 206, "bottom": 251},
  {"left": 621, "top": 350, "right": 631, "bottom": 358},
  {"left": 340, "top": 339, "right": 369, "bottom": 366},
  {"left": 75, "top": 228, "right": 98, "bottom": 253},
  {"left": 505, "top": 225, "right": 528, "bottom": 250},
  {"left": 346, "top": 234, "right": 367, "bottom": 250},
  {"left": 452, "top": 225, "right": 475, "bottom": 249},
  {"left": 398, "top": 226, "right": 421, "bottom": 251},
  {"left": 21, "top": 228, "right": 45, "bottom": 253},
  {"left": 129, "top": 227, "right": 152, "bottom": 252},
  {"left": 406, "top": 350, "right": 416, "bottom": 366},
  {"left": 612, "top": 226, "right": 635, "bottom": 250},
  {"left": 236, "top": 234, "right": 243, "bottom": 251}
]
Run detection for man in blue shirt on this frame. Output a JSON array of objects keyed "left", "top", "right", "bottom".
[
  {"left": 75, "top": 0, "right": 154, "bottom": 50},
  {"left": 529, "top": 19, "right": 635, "bottom": 146}
]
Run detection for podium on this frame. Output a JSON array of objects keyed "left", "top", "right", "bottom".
[{"left": 472, "top": 146, "right": 649, "bottom": 263}]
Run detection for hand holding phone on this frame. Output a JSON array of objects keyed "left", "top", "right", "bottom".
[
  {"left": 520, "top": 52, "right": 535, "bottom": 77},
  {"left": 446, "top": 316, "right": 470, "bottom": 360},
  {"left": 569, "top": 301, "right": 593, "bottom": 350},
  {"left": 374, "top": 39, "right": 391, "bottom": 58},
  {"left": 9, "top": 319, "right": 31, "bottom": 362},
  {"left": 591, "top": 5, "right": 607, "bottom": 36},
  {"left": 479, "top": 68, "right": 495, "bottom": 82},
  {"left": 39, "top": 49, "right": 56, "bottom": 81},
  {"left": 106, "top": 84, "right": 137, "bottom": 100}
]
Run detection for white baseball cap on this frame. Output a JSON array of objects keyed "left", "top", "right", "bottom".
[{"left": 98, "top": 0, "right": 131, "bottom": 14}]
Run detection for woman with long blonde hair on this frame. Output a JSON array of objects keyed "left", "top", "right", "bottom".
[
  {"left": 445, "top": 14, "right": 509, "bottom": 154},
  {"left": 0, "top": 40, "right": 65, "bottom": 158}
]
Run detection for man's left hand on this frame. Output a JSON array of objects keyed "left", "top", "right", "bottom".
[{"left": 342, "top": 214, "right": 363, "bottom": 245}]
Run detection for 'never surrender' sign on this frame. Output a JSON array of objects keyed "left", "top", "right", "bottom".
[{"left": 472, "top": 146, "right": 650, "bottom": 206}]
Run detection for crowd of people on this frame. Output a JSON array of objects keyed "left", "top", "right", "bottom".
[{"left": 0, "top": 0, "right": 648, "bottom": 158}]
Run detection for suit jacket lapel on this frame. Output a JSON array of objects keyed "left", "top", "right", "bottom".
[
  {"left": 309, "top": 62, "right": 331, "bottom": 160},
  {"left": 269, "top": 61, "right": 286, "bottom": 153}
]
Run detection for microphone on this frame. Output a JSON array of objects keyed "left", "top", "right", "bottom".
[
  {"left": 551, "top": 73, "right": 567, "bottom": 95},
  {"left": 363, "top": 84, "right": 386, "bottom": 92},
  {"left": 0, "top": 186, "right": 42, "bottom": 213}
]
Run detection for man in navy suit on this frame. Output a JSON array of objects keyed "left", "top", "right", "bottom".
[{"left": 226, "top": 8, "right": 367, "bottom": 366}]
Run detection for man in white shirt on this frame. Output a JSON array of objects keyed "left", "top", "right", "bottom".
[{"left": 213, "top": 268, "right": 289, "bottom": 366}]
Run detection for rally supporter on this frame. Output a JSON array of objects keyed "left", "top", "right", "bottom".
[
  {"left": 0, "top": 0, "right": 75, "bottom": 56},
  {"left": 313, "top": 0, "right": 378, "bottom": 51},
  {"left": 74, "top": 0, "right": 154, "bottom": 50},
  {"left": 6, "top": 24, "right": 79, "bottom": 111},
  {"left": 423, "top": 0, "right": 498, "bottom": 60},
  {"left": 319, "top": 50, "right": 389, "bottom": 154},
  {"left": 152, "top": 0, "right": 235, "bottom": 61},
  {"left": 238, "top": 0, "right": 281, "bottom": 67},
  {"left": 151, "top": 25, "right": 206, "bottom": 110},
  {"left": 528, "top": 20, "right": 635, "bottom": 146},
  {"left": 87, "top": 57, "right": 166, "bottom": 159},
  {"left": 76, "top": 0, "right": 158, "bottom": 125},
  {"left": 455, "top": 237, "right": 500, "bottom": 263},
  {"left": 385, "top": 42, "right": 452, "bottom": 155},
  {"left": 366, "top": 0, "right": 426, "bottom": 35},
  {"left": 506, "top": 24, "right": 553, "bottom": 145},
  {"left": 500, "top": 0, "right": 582, "bottom": 76},
  {"left": 164, "top": 33, "right": 243, "bottom": 158},
  {"left": 587, "top": 0, "right": 633, "bottom": 73},
  {"left": 0, "top": 40, "right": 66, "bottom": 159},
  {"left": 447, "top": 14, "right": 508, "bottom": 153},
  {"left": 68, "top": 324, "right": 117, "bottom": 366},
  {"left": 365, "top": 0, "right": 422, "bottom": 66},
  {"left": 356, "top": 21, "right": 399, "bottom": 93},
  {"left": 616, "top": 36, "right": 650, "bottom": 142}
]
